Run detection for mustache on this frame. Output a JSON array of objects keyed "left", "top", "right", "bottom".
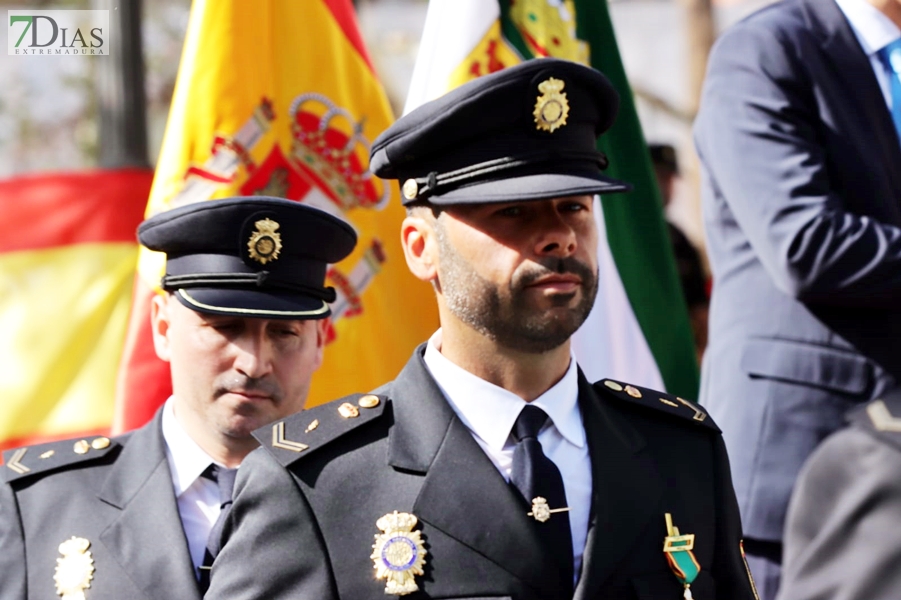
[
  {"left": 215, "top": 375, "right": 282, "bottom": 401},
  {"left": 513, "top": 256, "right": 596, "bottom": 289}
]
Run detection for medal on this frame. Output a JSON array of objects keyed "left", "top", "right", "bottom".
[{"left": 663, "top": 513, "right": 700, "bottom": 599}]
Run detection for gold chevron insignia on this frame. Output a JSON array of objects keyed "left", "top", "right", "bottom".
[
  {"left": 6, "top": 448, "right": 30, "bottom": 474},
  {"left": 675, "top": 397, "right": 707, "bottom": 422},
  {"left": 867, "top": 400, "right": 901, "bottom": 432},
  {"left": 271, "top": 421, "right": 309, "bottom": 452}
]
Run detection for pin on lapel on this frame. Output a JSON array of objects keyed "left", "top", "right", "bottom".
[
  {"left": 54, "top": 536, "right": 95, "bottom": 600},
  {"left": 663, "top": 513, "right": 701, "bottom": 599},
  {"left": 371, "top": 511, "right": 427, "bottom": 595},
  {"left": 527, "top": 496, "right": 571, "bottom": 523}
]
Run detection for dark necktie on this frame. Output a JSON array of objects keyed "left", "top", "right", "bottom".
[
  {"left": 879, "top": 38, "right": 901, "bottom": 142},
  {"left": 509, "top": 405, "right": 574, "bottom": 590},
  {"left": 197, "top": 464, "right": 237, "bottom": 593}
]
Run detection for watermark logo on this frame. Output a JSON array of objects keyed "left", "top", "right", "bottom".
[{"left": 8, "top": 10, "right": 109, "bottom": 56}]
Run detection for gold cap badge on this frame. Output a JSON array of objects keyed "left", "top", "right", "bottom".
[
  {"left": 371, "top": 511, "right": 427, "bottom": 596},
  {"left": 533, "top": 77, "right": 569, "bottom": 133},
  {"left": 54, "top": 537, "right": 95, "bottom": 600},
  {"left": 247, "top": 218, "right": 283, "bottom": 264}
]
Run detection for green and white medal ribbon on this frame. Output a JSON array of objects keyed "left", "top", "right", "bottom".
[{"left": 663, "top": 513, "right": 701, "bottom": 600}]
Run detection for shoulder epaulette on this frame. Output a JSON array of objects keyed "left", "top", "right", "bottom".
[
  {"left": 849, "top": 394, "right": 901, "bottom": 453},
  {"left": 594, "top": 379, "right": 720, "bottom": 433},
  {"left": 2, "top": 435, "right": 119, "bottom": 484},
  {"left": 254, "top": 393, "right": 387, "bottom": 467}
]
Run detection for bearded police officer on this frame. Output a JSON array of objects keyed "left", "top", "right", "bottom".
[
  {"left": 207, "top": 59, "right": 758, "bottom": 600},
  {"left": 0, "top": 197, "right": 355, "bottom": 600}
]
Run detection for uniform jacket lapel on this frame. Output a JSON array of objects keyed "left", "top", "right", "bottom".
[
  {"left": 386, "top": 348, "right": 568, "bottom": 599},
  {"left": 574, "top": 373, "right": 662, "bottom": 600},
  {"left": 96, "top": 410, "right": 201, "bottom": 600}
]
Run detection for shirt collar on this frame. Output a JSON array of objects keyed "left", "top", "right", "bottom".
[
  {"left": 161, "top": 397, "right": 221, "bottom": 497},
  {"left": 835, "top": 0, "right": 901, "bottom": 55},
  {"left": 423, "top": 329, "right": 585, "bottom": 452}
]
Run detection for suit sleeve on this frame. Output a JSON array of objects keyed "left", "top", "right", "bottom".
[
  {"left": 205, "top": 447, "right": 337, "bottom": 600},
  {"left": 694, "top": 22, "right": 901, "bottom": 307},
  {"left": 711, "top": 434, "right": 759, "bottom": 600},
  {"left": 778, "top": 428, "right": 901, "bottom": 600},
  {"left": 0, "top": 479, "right": 27, "bottom": 599}
]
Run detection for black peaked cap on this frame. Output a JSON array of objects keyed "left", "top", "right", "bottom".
[
  {"left": 370, "top": 58, "right": 632, "bottom": 205},
  {"left": 138, "top": 196, "right": 357, "bottom": 319}
]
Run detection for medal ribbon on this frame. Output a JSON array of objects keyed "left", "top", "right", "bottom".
[{"left": 663, "top": 513, "right": 700, "bottom": 597}]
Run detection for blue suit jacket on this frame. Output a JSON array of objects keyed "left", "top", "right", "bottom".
[{"left": 694, "top": 0, "right": 901, "bottom": 542}]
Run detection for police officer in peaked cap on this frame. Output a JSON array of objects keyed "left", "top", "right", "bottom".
[
  {"left": 0, "top": 197, "right": 355, "bottom": 600},
  {"left": 208, "top": 60, "right": 758, "bottom": 600}
]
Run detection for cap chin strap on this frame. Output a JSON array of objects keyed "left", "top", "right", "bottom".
[
  {"left": 405, "top": 150, "right": 608, "bottom": 201},
  {"left": 161, "top": 272, "right": 337, "bottom": 303}
]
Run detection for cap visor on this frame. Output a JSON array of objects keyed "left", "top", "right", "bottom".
[
  {"left": 175, "top": 288, "right": 330, "bottom": 320},
  {"left": 421, "top": 171, "right": 632, "bottom": 205}
]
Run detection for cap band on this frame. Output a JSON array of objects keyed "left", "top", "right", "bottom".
[
  {"left": 162, "top": 273, "right": 337, "bottom": 303},
  {"left": 163, "top": 253, "right": 336, "bottom": 302}
]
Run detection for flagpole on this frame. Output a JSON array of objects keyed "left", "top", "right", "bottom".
[{"left": 93, "top": 0, "right": 150, "bottom": 168}]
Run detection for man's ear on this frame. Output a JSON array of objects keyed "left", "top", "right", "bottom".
[
  {"left": 400, "top": 214, "right": 438, "bottom": 282},
  {"left": 150, "top": 292, "right": 173, "bottom": 363},
  {"left": 311, "top": 317, "right": 328, "bottom": 371}
]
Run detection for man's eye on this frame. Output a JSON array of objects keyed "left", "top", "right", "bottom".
[
  {"left": 271, "top": 326, "right": 300, "bottom": 338},
  {"left": 496, "top": 206, "right": 523, "bottom": 217},
  {"left": 562, "top": 202, "right": 588, "bottom": 212}
]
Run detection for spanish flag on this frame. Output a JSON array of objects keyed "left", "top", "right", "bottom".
[
  {"left": 405, "top": 0, "right": 699, "bottom": 399},
  {"left": 0, "top": 170, "right": 152, "bottom": 450},
  {"left": 114, "top": 0, "right": 438, "bottom": 432}
]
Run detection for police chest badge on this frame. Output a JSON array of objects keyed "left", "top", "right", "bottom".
[
  {"left": 371, "top": 511, "right": 427, "bottom": 595},
  {"left": 247, "top": 218, "right": 282, "bottom": 264},
  {"left": 54, "top": 537, "right": 95, "bottom": 600}
]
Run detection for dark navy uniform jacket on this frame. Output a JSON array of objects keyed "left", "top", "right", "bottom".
[
  {"left": 0, "top": 410, "right": 201, "bottom": 600},
  {"left": 207, "top": 346, "right": 758, "bottom": 600}
]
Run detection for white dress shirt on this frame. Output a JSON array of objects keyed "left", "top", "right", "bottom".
[
  {"left": 423, "top": 330, "right": 593, "bottom": 581},
  {"left": 836, "top": 0, "right": 901, "bottom": 108},
  {"left": 161, "top": 398, "right": 224, "bottom": 575}
]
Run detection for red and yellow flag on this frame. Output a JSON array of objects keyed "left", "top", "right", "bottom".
[
  {"left": 114, "top": 0, "right": 438, "bottom": 432},
  {"left": 0, "top": 169, "right": 152, "bottom": 450}
]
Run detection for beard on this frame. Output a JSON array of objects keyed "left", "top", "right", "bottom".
[{"left": 435, "top": 224, "right": 598, "bottom": 354}]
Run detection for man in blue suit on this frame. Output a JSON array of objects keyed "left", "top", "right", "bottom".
[{"left": 693, "top": 0, "right": 901, "bottom": 598}]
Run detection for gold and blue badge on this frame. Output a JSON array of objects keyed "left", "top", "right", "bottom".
[
  {"left": 371, "top": 511, "right": 427, "bottom": 596},
  {"left": 663, "top": 513, "right": 700, "bottom": 599}
]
